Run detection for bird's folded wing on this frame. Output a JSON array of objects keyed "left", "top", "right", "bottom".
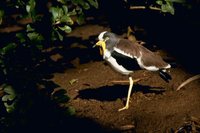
[
  {"left": 138, "top": 46, "right": 169, "bottom": 68},
  {"left": 115, "top": 39, "right": 169, "bottom": 69},
  {"left": 114, "top": 39, "right": 141, "bottom": 58}
]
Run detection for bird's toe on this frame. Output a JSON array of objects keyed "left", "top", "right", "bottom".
[{"left": 118, "top": 105, "right": 129, "bottom": 112}]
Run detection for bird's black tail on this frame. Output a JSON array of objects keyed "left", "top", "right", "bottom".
[{"left": 159, "top": 69, "right": 172, "bottom": 82}]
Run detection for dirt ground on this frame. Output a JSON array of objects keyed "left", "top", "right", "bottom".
[
  {"left": 0, "top": 5, "right": 200, "bottom": 133},
  {"left": 51, "top": 24, "right": 200, "bottom": 132}
]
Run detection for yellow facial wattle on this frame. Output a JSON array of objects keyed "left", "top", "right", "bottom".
[{"left": 95, "top": 40, "right": 106, "bottom": 56}]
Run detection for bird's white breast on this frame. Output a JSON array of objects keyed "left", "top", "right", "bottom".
[{"left": 104, "top": 50, "right": 133, "bottom": 75}]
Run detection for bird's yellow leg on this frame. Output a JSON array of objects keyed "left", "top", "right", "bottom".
[{"left": 118, "top": 77, "right": 134, "bottom": 111}]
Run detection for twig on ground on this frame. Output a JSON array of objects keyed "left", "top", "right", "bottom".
[
  {"left": 119, "top": 124, "right": 135, "bottom": 131},
  {"left": 111, "top": 78, "right": 142, "bottom": 84},
  {"left": 176, "top": 74, "right": 200, "bottom": 91}
]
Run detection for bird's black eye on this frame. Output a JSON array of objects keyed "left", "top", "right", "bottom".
[{"left": 104, "top": 37, "right": 109, "bottom": 41}]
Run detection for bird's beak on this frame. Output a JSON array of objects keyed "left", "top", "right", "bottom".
[
  {"left": 93, "top": 40, "right": 106, "bottom": 55},
  {"left": 93, "top": 40, "right": 103, "bottom": 47}
]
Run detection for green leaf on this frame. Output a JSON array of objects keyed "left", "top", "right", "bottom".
[
  {"left": 55, "top": 30, "right": 64, "bottom": 41},
  {"left": 26, "top": 5, "right": 31, "bottom": 13},
  {"left": 36, "top": 44, "right": 43, "bottom": 50},
  {"left": 77, "top": 13, "right": 85, "bottom": 25},
  {"left": 87, "top": 0, "right": 98, "bottom": 8},
  {"left": 76, "top": 0, "right": 90, "bottom": 9},
  {"left": 4, "top": 102, "right": 16, "bottom": 113},
  {"left": 58, "top": 25, "right": 72, "bottom": 33},
  {"left": 166, "top": 0, "right": 185, "bottom": 3},
  {"left": 57, "top": 0, "right": 66, "bottom": 4},
  {"left": 62, "top": 5, "right": 68, "bottom": 14},
  {"left": 58, "top": 8, "right": 64, "bottom": 18},
  {"left": 68, "top": 9, "right": 77, "bottom": 16},
  {"left": 26, "top": 0, "right": 36, "bottom": 13},
  {"left": 161, "top": 2, "right": 175, "bottom": 15},
  {"left": 66, "top": 106, "right": 76, "bottom": 115},
  {"left": 2, "top": 43, "right": 16, "bottom": 54},
  {"left": 82, "top": 2, "right": 90, "bottom": 10},
  {"left": 2, "top": 94, "right": 16, "bottom": 102},
  {"left": 50, "top": 6, "right": 65, "bottom": 24},
  {"left": 76, "top": 6, "right": 83, "bottom": 14},
  {"left": 156, "top": 0, "right": 163, "bottom": 5},
  {"left": 52, "top": 89, "right": 70, "bottom": 103},
  {"left": 1, "top": 84, "right": 17, "bottom": 113},
  {"left": 16, "top": 33, "right": 26, "bottom": 43},
  {"left": 60, "top": 15, "right": 74, "bottom": 25},
  {"left": 26, "top": 24, "right": 35, "bottom": 32},
  {"left": 50, "top": 7, "right": 60, "bottom": 21},
  {"left": 27, "top": 32, "right": 44, "bottom": 41},
  {"left": 3, "top": 85, "right": 15, "bottom": 95}
]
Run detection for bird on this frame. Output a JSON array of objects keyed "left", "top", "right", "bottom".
[{"left": 93, "top": 31, "right": 172, "bottom": 111}]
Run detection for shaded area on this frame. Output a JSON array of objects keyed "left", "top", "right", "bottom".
[
  {"left": 47, "top": 35, "right": 102, "bottom": 67},
  {"left": 0, "top": 24, "right": 110, "bottom": 133},
  {"left": 77, "top": 84, "right": 165, "bottom": 101},
  {"left": 1, "top": 91, "right": 118, "bottom": 133}
]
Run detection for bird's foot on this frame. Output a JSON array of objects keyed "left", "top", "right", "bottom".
[{"left": 118, "top": 105, "right": 129, "bottom": 112}]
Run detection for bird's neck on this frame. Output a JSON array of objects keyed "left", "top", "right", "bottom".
[
  {"left": 103, "top": 50, "right": 111, "bottom": 59},
  {"left": 106, "top": 38, "right": 120, "bottom": 51}
]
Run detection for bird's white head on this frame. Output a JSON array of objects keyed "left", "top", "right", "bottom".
[
  {"left": 93, "top": 31, "right": 109, "bottom": 56},
  {"left": 94, "top": 31, "right": 120, "bottom": 56},
  {"left": 98, "top": 31, "right": 108, "bottom": 41}
]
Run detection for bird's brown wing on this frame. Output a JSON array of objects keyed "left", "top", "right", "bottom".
[
  {"left": 138, "top": 45, "right": 169, "bottom": 68},
  {"left": 115, "top": 39, "right": 141, "bottom": 58},
  {"left": 115, "top": 39, "right": 169, "bottom": 68}
]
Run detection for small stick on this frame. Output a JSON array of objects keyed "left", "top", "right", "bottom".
[
  {"left": 176, "top": 74, "right": 200, "bottom": 91},
  {"left": 119, "top": 124, "right": 135, "bottom": 131},
  {"left": 111, "top": 78, "right": 142, "bottom": 84},
  {"left": 130, "top": 6, "right": 161, "bottom": 11}
]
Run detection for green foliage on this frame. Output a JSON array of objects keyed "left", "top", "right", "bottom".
[
  {"left": 52, "top": 89, "right": 70, "bottom": 103},
  {"left": 156, "top": 0, "right": 186, "bottom": 15},
  {"left": 48, "top": 0, "right": 98, "bottom": 41},
  {"left": 1, "top": 84, "right": 17, "bottom": 113},
  {"left": 0, "top": 3, "right": 98, "bottom": 132},
  {"left": 0, "top": 0, "right": 99, "bottom": 129}
]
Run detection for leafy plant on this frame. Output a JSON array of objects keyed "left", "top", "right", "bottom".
[
  {"left": 0, "top": 0, "right": 99, "bottom": 114},
  {"left": 156, "top": 0, "right": 186, "bottom": 15},
  {"left": 128, "top": 0, "right": 187, "bottom": 15},
  {"left": 0, "top": 2, "right": 98, "bottom": 132},
  {"left": 1, "top": 84, "right": 17, "bottom": 113},
  {"left": 49, "top": 0, "right": 98, "bottom": 40}
]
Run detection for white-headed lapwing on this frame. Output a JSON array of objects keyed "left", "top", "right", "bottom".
[{"left": 93, "top": 31, "right": 172, "bottom": 111}]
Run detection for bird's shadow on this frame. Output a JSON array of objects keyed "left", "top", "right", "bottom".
[{"left": 76, "top": 84, "right": 165, "bottom": 101}]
